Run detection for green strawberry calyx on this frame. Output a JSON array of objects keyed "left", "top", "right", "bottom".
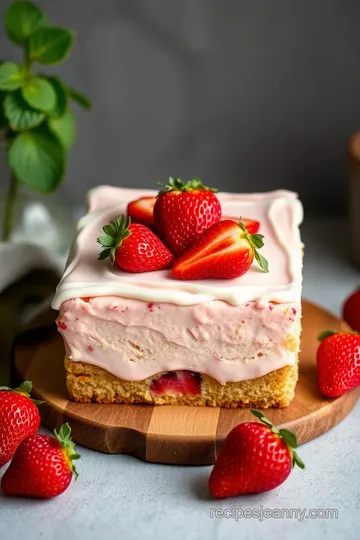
[
  {"left": 318, "top": 329, "right": 358, "bottom": 342},
  {"left": 251, "top": 409, "right": 305, "bottom": 469},
  {"left": 97, "top": 215, "right": 131, "bottom": 265},
  {"left": 54, "top": 423, "right": 81, "bottom": 479},
  {"left": 157, "top": 176, "right": 218, "bottom": 196},
  {"left": 0, "top": 380, "right": 44, "bottom": 405},
  {"left": 239, "top": 219, "right": 269, "bottom": 273},
  {"left": 318, "top": 330, "right": 338, "bottom": 341}
]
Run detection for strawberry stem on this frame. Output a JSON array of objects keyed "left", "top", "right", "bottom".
[
  {"left": 0, "top": 380, "right": 44, "bottom": 405},
  {"left": 97, "top": 215, "right": 131, "bottom": 265},
  {"left": 239, "top": 219, "right": 269, "bottom": 273},
  {"left": 157, "top": 176, "right": 217, "bottom": 196},
  {"left": 54, "top": 423, "right": 80, "bottom": 479},
  {"left": 250, "top": 409, "right": 305, "bottom": 469}
]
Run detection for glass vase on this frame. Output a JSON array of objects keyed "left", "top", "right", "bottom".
[{"left": 0, "top": 180, "right": 76, "bottom": 265}]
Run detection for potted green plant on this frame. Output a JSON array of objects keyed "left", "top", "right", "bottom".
[{"left": 0, "top": 0, "right": 91, "bottom": 242}]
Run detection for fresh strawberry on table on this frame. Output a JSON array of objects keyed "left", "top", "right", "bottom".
[
  {"left": 173, "top": 218, "right": 268, "bottom": 280},
  {"left": 342, "top": 287, "right": 360, "bottom": 332},
  {"left": 97, "top": 215, "right": 173, "bottom": 272},
  {"left": 0, "top": 381, "right": 42, "bottom": 468},
  {"left": 127, "top": 196, "right": 156, "bottom": 229},
  {"left": 317, "top": 330, "right": 360, "bottom": 397},
  {"left": 222, "top": 216, "right": 260, "bottom": 234},
  {"left": 154, "top": 177, "right": 222, "bottom": 257},
  {"left": 1, "top": 423, "right": 80, "bottom": 499},
  {"left": 209, "top": 409, "right": 304, "bottom": 498}
]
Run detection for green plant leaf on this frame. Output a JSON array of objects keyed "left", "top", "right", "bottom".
[
  {"left": 22, "top": 76, "right": 56, "bottom": 112},
  {"left": 0, "top": 91, "right": 8, "bottom": 129},
  {"left": 46, "top": 76, "right": 68, "bottom": 117},
  {"left": 4, "top": 1, "right": 46, "bottom": 45},
  {"left": 68, "top": 87, "right": 92, "bottom": 110},
  {"left": 0, "top": 63, "right": 25, "bottom": 91},
  {"left": 8, "top": 126, "right": 65, "bottom": 193},
  {"left": 48, "top": 109, "right": 76, "bottom": 149},
  {"left": 4, "top": 90, "right": 45, "bottom": 130},
  {"left": 28, "top": 27, "right": 75, "bottom": 65}
]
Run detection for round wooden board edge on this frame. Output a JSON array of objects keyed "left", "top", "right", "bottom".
[
  {"left": 18, "top": 371, "right": 360, "bottom": 465},
  {"left": 12, "top": 299, "right": 360, "bottom": 465}
]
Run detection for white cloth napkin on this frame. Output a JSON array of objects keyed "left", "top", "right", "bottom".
[{"left": 0, "top": 242, "right": 62, "bottom": 295}]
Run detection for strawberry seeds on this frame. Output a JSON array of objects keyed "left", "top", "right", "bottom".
[{"left": 97, "top": 177, "right": 268, "bottom": 280}]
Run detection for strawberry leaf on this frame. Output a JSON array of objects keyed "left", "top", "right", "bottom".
[
  {"left": 0, "top": 381, "right": 32, "bottom": 394},
  {"left": 250, "top": 408, "right": 266, "bottom": 421},
  {"left": 97, "top": 215, "right": 131, "bottom": 265},
  {"left": 279, "top": 429, "right": 298, "bottom": 448},
  {"left": 17, "top": 380, "right": 33, "bottom": 394},
  {"left": 318, "top": 330, "right": 337, "bottom": 342},
  {"left": 97, "top": 235, "right": 114, "bottom": 247},
  {"left": 157, "top": 176, "right": 217, "bottom": 195},
  {"left": 98, "top": 248, "right": 111, "bottom": 260},
  {"left": 254, "top": 251, "right": 269, "bottom": 273},
  {"left": 250, "top": 409, "right": 275, "bottom": 429},
  {"left": 102, "top": 224, "right": 115, "bottom": 236},
  {"left": 292, "top": 451, "right": 305, "bottom": 470},
  {"left": 54, "top": 422, "right": 80, "bottom": 478},
  {"left": 0, "top": 380, "right": 44, "bottom": 404},
  {"left": 239, "top": 219, "right": 269, "bottom": 273},
  {"left": 251, "top": 410, "right": 305, "bottom": 470},
  {"left": 248, "top": 233, "right": 264, "bottom": 249}
]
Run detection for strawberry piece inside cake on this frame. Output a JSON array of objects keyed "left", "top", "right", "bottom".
[{"left": 150, "top": 371, "right": 202, "bottom": 396}]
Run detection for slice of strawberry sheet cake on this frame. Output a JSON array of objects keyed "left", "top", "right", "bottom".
[{"left": 51, "top": 178, "right": 303, "bottom": 408}]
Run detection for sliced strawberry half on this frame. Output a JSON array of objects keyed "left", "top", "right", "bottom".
[
  {"left": 222, "top": 216, "right": 260, "bottom": 234},
  {"left": 173, "top": 219, "right": 268, "bottom": 280},
  {"left": 150, "top": 371, "right": 201, "bottom": 396},
  {"left": 127, "top": 196, "right": 156, "bottom": 229}
]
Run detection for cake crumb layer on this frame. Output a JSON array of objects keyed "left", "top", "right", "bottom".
[{"left": 65, "top": 358, "right": 298, "bottom": 408}]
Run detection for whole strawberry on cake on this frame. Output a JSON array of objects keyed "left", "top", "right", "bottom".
[{"left": 52, "top": 177, "right": 303, "bottom": 408}]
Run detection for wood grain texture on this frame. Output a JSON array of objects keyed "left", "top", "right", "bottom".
[{"left": 13, "top": 300, "right": 360, "bottom": 465}]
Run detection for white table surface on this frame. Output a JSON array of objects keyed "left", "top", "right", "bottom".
[{"left": 1, "top": 217, "right": 360, "bottom": 540}]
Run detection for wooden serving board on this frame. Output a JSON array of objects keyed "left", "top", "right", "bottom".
[{"left": 13, "top": 300, "right": 360, "bottom": 465}]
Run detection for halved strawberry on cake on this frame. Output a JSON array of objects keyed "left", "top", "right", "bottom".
[{"left": 52, "top": 179, "right": 303, "bottom": 408}]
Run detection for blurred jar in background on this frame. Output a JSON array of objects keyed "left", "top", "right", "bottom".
[{"left": 348, "top": 130, "right": 360, "bottom": 268}]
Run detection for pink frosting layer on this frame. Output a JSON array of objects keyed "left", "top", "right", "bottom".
[{"left": 58, "top": 296, "right": 301, "bottom": 383}]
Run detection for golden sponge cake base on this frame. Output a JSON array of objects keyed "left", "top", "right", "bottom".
[{"left": 64, "top": 358, "right": 298, "bottom": 408}]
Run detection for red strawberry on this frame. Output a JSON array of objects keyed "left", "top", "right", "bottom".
[
  {"left": 150, "top": 371, "right": 201, "bottom": 396},
  {"left": 154, "top": 177, "right": 222, "bottom": 257},
  {"left": 222, "top": 216, "right": 260, "bottom": 234},
  {"left": 127, "top": 196, "right": 156, "bottom": 229},
  {"left": 316, "top": 330, "right": 360, "bottom": 397},
  {"left": 342, "top": 288, "right": 360, "bottom": 332},
  {"left": 1, "top": 423, "right": 80, "bottom": 499},
  {"left": 209, "top": 409, "right": 304, "bottom": 498},
  {"left": 97, "top": 215, "right": 173, "bottom": 272},
  {"left": 173, "top": 219, "right": 268, "bottom": 280},
  {"left": 0, "top": 381, "right": 42, "bottom": 468}
]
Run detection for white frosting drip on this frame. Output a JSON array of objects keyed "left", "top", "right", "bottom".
[{"left": 51, "top": 186, "right": 303, "bottom": 310}]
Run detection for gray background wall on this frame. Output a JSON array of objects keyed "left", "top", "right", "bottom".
[{"left": 1, "top": 0, "right": 360, "bottom": 215}]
